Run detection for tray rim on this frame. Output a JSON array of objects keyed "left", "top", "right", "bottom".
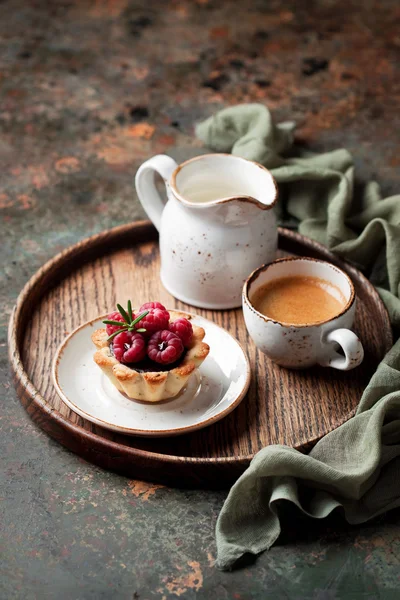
[{"left": 8, "top": 220, "right": 393, "bottom": 472}]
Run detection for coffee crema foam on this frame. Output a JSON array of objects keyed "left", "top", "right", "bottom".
[{"left": 251, "top": 275, "right": 347, "bottom": 325}]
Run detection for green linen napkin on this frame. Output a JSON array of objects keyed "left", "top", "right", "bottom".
[{"left": 196, "top": 104, "right": 400, "bottom": 570}]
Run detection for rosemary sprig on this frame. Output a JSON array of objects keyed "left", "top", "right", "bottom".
[
  {"left": 127, "top": 312, "right": 149, "bottom": 332},
  {"left": 103, "top": 303, "right": 149, "bottom": 342},
  {"left": 127, "top": 299, "right": 133, "bottom": 321},
  {"left": 117, "top": 303, "right": 131, "bottom": 325},
  {"left": 106, "top": 329, "right": 127, "bottom": 342}
]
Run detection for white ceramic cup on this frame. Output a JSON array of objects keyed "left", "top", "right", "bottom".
[
  {"left": 135, "top": 153, "right": 278, "bottom": 309},
  {"left": 243, "top": 257, "right": 364, "bottom": 370}
]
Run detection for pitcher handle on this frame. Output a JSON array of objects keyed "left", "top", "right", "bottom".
[{"left": 135, "top": 154, "right": 178, "bottom": 232}]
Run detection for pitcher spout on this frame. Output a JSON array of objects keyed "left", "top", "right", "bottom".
[{"left": 208, "top": 195, "right": 274, "bottom": 225}]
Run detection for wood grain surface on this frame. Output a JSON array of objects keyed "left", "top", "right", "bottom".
[{"left": 8, "top": 221, "right": 393, "bottom": 488}]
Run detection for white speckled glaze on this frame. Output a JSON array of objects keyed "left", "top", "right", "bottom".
[
  {"left": 243, "top": 257, "right": 364, "bottom": 370},
  {"left": 135, "top": 153, "right": 278, "bottom": 309}
]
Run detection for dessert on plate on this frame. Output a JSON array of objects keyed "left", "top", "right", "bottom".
[{"left": 92, "top": 301, "right": 209, "bottom": 402}]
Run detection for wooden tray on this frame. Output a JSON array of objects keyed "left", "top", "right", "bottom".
[{"left": 9, "top": 222, "right": 392, "bottom": 488}]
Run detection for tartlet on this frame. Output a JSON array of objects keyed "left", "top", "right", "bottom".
[{"left": 92, "top": 309, "right": 209, "bottom": 402}]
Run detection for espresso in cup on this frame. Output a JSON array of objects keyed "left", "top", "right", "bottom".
[
  {"left": 251, "top": 275, "right": 347, "bottom": 325},
  {"left": 243, "top": 257, "right": 364, "bottom": 370}
]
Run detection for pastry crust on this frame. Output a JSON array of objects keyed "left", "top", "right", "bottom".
[{"left": 92, "top": 311, "right": 210, "bottom": 402}]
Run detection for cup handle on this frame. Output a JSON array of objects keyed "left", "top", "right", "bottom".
[
  {"left": 318, "top": 328, "right": 364, "bottom": 371},
  {"left": 135, "top": 154, "right": 178, "bottom": 231}
]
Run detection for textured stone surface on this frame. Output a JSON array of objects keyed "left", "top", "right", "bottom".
[{"left": 1, "top": 0, "right": 400, "bottom": 597}]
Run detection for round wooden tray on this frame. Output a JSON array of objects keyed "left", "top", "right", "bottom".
[{"left": 9, "top": 222, "right": 392, "bottom": 488}]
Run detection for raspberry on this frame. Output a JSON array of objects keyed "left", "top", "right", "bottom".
[
  {"left": 105, "top": 311, "right": 127, "bottom": 336},
  {"left": 147, "top": 330, "right": 184, "bottom": 365},
  {"left": 169, "top": 318, "right": 193, "bottom": 347},
  {"left": 138, "top": 307, "right": 170, "bottom": 336},
  {"left": 113, "top": 331, "right": 146, "bottom": 364},
  {"left": 139, "top": 302, "right": 168, "bottom": 313}
]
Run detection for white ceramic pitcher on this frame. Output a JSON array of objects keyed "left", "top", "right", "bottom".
[{"left": 135, "top": 153, "right": 278, "bottom": 309}]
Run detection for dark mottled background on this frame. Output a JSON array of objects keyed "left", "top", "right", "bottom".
[{"left": 1, "top": 0, "right": 400, "bottom": 598}]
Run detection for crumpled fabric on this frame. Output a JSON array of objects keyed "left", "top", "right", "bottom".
[{"left": 196, "top": 103, "right": 400, "bottom": 570}]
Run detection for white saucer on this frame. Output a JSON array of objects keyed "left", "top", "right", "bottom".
[{"left": 52, "top": 313, "right": 250, "bottom": 437}]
